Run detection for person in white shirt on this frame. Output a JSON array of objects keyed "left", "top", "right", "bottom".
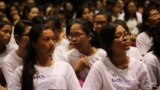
[
  {"left": 83, "top": 22, "right": 152, "bottom": 90},
  {"left": 142, "top": 22, "right": 160, "bottom": 89},
  {"left": 63, "top": 19, "right": 107, "bottom": 86},
  {"left": 2, "top": 20, "right": 33, "bottom": 86},
  {"left": 114, "top": 20, "right": 142, "bottom": 60},
  {"left": 0, "top": 21, "right": 12, "bottom": 87},
  {"left": 8, "top": 24, "right": 81, "bottom": 90},
  {"left": 136, "top": 6, "right": 160, "bottom": 56},
  {"left": 45, "top": 14, "right": 69, "bottom": 48}
]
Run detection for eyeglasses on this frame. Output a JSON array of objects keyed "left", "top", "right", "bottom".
[
  {"left": 94, "top": 21, "right": 107, "bottom": 26},
  {"left": 114, "top": 32, "right": 131, "bottom": 39},
  {"left": 68, "top": 32, "right": 85, "bottom": 40}
]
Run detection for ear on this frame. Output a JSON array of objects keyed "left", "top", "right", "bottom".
[
  {"left": 14, "top": 35, "right": 20, "bottom": 44},
  {"left": 88, "top": 33, "right": 93, "bottom": 41}
]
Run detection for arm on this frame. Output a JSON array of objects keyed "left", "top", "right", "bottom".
[
  {"left": 145, "top": 63, "right": 159, "bottom": 89},
  {"left": 7, "top": 67, "right": 22, "bottom": 90},
  {"left": 139, "top": 64, "right": 152, "bottom": 90},
  {"left": 2, "top": 60, "right": 14, "bottom": 85}
]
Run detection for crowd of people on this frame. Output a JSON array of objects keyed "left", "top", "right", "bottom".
[{"left": 0, "top": 0, "right": 160, "bottom": 90}]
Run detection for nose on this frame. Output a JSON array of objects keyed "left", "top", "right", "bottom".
[
  {"left": 49, "top": 39, "right": 55, "bottom": 48},
  {"left": 6, "top": 32, "right": 11, "bottom": 39}
]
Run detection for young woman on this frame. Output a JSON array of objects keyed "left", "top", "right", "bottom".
[
  {"left": 136, "top": 6, "right": 160, "bottom": 56},
  {"left": 0, "top": 21, "right": 12, "bottom": 88},
  {"left": 63, "top": 19, "right": 106, "bottom": 86},
  {"left": 82, "top": 22, "right": 152, "bottom": 90},
  {"left": 8, "top": 24, "right": 81, "bottom": 90},
  {"left": 2, "top": 20, "right": 33, "bottom": 86},
  {"left": 114, "top": 20, "right": 141, "bottom": 60},
  {"left": 142, "top": 22, "right": 160, "bottom": 90}
]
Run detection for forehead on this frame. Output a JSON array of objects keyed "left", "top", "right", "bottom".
[
  {"left": 30, "top": 7, "right": 39, "bottom": 12},
  {"left": 95, "top": 14, "right": 107, "bottom": 21},
  {"left": 0, "top": 24, "right": 12, "bottom": 30},
  {"left": 115, "top": 25, "right": 125, "bottom": 33},
  {"left": 70, "top": 23, "right": 84, "bottom": 32},
  {"left": 40, "top": 29, "right": 54, "bottom": 37},
  {"left": 150, "top": 9, "right": 159, "bottom": 15}
]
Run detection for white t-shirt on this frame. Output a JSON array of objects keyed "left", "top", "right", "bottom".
[
  {"left": 136, "top": 32, "right": 153, "bottom": 56},
  {"left": 120, "top": 12, "right": 142, "bottom": 35},
  {"left": 63, "top": 48, "right": 107, "bottom": 80},
  {"left": 53, "top": 45, "right": 70, "bottom": 61},
  {"left": 8, "top": 27, "right": 18, "bottom": 50},
  {"left": 2, "top": 50, "right": 22, "bottom": 85},
  {"left": 8, "top": 61, "right": 81, "bottom": 90},
  {"left": 142, "top": 52, "right": 160, "bottom": 88},
  {"left": 126, "top": 46, "right": 142, "bottom": 60},
  {"left": 83, "top": 57, "right": 152, "bottom": 90},
  {"left": 55, "top": 38, "right": 69, "bottom": 48},
  {"left": 0, "top": 45, "right": 15, "bottom": 67}
]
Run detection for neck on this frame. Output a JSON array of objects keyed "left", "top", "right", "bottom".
[
  {"left": 111, "top": 52, "right": 129, "bottom": 69},
  {"left": 113, "top": 12, "right": 119, "bottom": 18},
  {"left": 79, "top": 45, "right": 97, "bottom": 56},
  {"left": 0, "top": 44, "right": 6, "bottom": 54},
  {"left": 36, "top": 55, "right": 53, "bottom": 66},
  {"left": 16, "top": 47, "right": 26, "bottom": 58}
]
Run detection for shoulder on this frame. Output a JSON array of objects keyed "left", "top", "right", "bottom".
[
  {"left": 142, "top": 52, "right": 159, "bottom": 65},
  {"left": 137, "top": 32, "right": 148, "bottom": 38},
  {"left": 2, "top": 51, "right": 20, "bottom": 64}
]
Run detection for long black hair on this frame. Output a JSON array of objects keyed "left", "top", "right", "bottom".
[
  {"left": 99, "top": 22, "right": 117, "bottom": 59},
  {"left": 21, "top": 24, "right": 51, "bottom": 90},
  {"left": 150, "top": 22, "right": 160, "bottom": 57}
]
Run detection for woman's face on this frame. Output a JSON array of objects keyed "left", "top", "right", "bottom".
[
  {"left": 148, "top": 9, "right": 160, "bottom": 25},
  {"left": 34, "top": 29, "right": 55, "bottom": 57},
  {"left": 28, "top": 7, "right": 39, "bottom": 20},
  {"left": 112, "top": 25, "right": 130, "bottom": 52},
  {"left": 127, "top": 2, "right": 136, "bottom": 14},
  {"left": 17, "top": 26, "right": 32, "bottom": 48},
  {"left": 0, "top": 25, "right": 12, "bottom": 45},
  {"left": 94, "top": 14, "right": 107, "bottom": 32},
  {"left": 82, "top": 8, "right": 93, "bottom": 22},
  {"left": 69, "top": 23, "right": 91, "bottom": 50}
]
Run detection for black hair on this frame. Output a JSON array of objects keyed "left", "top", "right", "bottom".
[
  {"left": 150, "top": 22, "right": 160, "bottom": 57},
  {"left": 45, "top": 14, "right": 62, "bottom": 32},
  {"left": 21, "top": 3, "right": 39, "bottom": 20},
  {"left": 67, "top": 18, "right": 97, "bottom": 47},
  {"left": 94, "top": 10, "right": 112, "bottom": 24},
  {"left": 99, "top": 23, "right": 117, "bottom": 59},
  {"left": 0, "top": 21, "right": 10, "bottom": 29},
  {"left": 114, "top": 19, "right": 129, "bottom": 33},
  {"left": 21, "top": 24, "right": 51, "bottom": 90},
  {"left": 14, "top": 20, "right": 33, "bottom": 44},
  {"left": 76, "top": 5, "right": 91, "bottom": 18},
  {"left": 31, "top": 15, "right": 45, "bottom": 25},
  {"left": 141, "top": 6, "right": 159, "bottom": 37},
  {"left": 124, "top": 0, "right": 138, "bottom": 21}
]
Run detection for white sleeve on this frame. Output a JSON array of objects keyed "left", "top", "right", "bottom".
[
  {"left": 142, "top": 57, "right": 159, "bottom": 88},
  {"left": 7, "top": 67, "right": 22, "bottom": 90},
  {"left": 146, "top": 63, "right": 159, "bottom": 88},
  {"left": 53, "top": 47, "right": 65, "bottom": 61},
  {"left": 65, "top": 63, "right": 81, "bottom": 90},
  {"left": 136, "top": 36, "right": 147, "bottom": 56},
  {"left": 2, "top": 59, "right": 14, "bottom": 85},
  {"left": 82, "top": 64, "right": 102, "bottom": 90},
  {"left": 139, "top": 64, "right": 152, "bottom": 90}
]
